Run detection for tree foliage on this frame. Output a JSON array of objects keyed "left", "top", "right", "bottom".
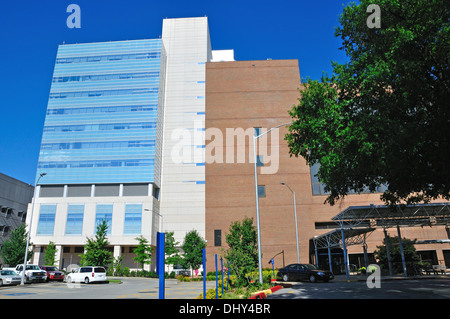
[
  {"left": 180, "top": 230, "right": 206, "bottom": 274},
  {"left": 80, "top": 220, "right": 113, "bottom": 268},
  {"left": 374, "top": 235, "right": 420, "bottom": 274},
  {"left": 224, "top": 217, "right": 259, "bottom": 287},
  {"left": 164, "top": 231, "right": 182, "bottom": 269},
  {"left": 0, "top": 224, "right": 32, "bottom": 266},
  {"left": 43, "top": 241, "right": 57, "bottom": 266},
  {"left": 285, "top": 0, "right": 450, "bottom": 206},
  {"left": 133, "top": 235, "right": 153, "bottom": 270}
]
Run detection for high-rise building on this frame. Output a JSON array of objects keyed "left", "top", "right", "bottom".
[
  {"left": 28, "top": 16, "right": 450, "bottom": 273},
  {"left": 28, "top": 17, "right": 218, "bottom": 268}
]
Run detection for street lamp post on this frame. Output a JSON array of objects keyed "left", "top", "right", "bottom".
[
  {"left": 253, "top": 122, "right": 292, "bottom": 284},
  {"left": 280, "top": 182, "right": 300, "bottom": 264},
  {"left": 144, "top": 208, "right": 164, "bottom": 232},
  {"left": 21, "top": 172, "right": 46, "bottom": 285}
]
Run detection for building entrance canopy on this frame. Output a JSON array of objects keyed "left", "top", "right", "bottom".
[
  {"left": 311, "top": 202, "right": 450, "bottom": 278},
  {"left": 313, "top": 227, "right": 375, "bottom": 250},
  {"left": 331, "top": 202, "right": 450, "bottom": 229}
]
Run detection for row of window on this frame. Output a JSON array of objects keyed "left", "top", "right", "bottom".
[
  {"left": 43, "top": 121, "right": 157, "bottom": 133},
  {"left": 52, "top": 72, "right": 160, "bottom": 83},
  {"left": 41, "top": 140, "right": 155, "bottom": 151},
  {"left": 49, "top": 88, "right": 158, "bottom": 99},
  {"left": 56, "top": 52, "right": 161, "bottom": 64},
  {"left": 310, "top": 163, "right": 388, "bottom": 196},
  {"left": 46, "top": 105, "right": 157, "bottom": 115},
  {"left": 37, "top": 159, "right": 154, "bottom": 169},
  {"left": 37, "top": 204, "right": 143, "bottom": 236}
]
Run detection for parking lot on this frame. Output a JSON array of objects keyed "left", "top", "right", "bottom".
[
  {"left": 0, "top": 277, "right": 215, "bottom": 299},
  {"left": 1, "top": 275, "right": 449, "bottom": 300}
]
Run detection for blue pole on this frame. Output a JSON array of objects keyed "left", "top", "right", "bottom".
[
  {"left": 202, "top": 249, "right": 206, "bottom": 299},
  {"left": 397, "top": 225, "right": 408, "bottom": 277},
  {"left": 215, "top": 254, "right": 218, "bottom": 299},
  {"left": 271, "top": 258, "right": 275, "bottom": 277},
  {"left": 221, "top": 257, "right": 224, "bottom": 296},
  {"left": 157, "top": 232, "right": 165, "bottom": 299},
  {"left": 227, "top": 261, "right": 230, "bottom": 291},
  {"left": 340, "top": 228, "right": 350, "bottom": 281}
]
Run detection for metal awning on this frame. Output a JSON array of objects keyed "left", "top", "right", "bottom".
[
  {"left": 310, "top": 202, "right": 450, "bottom": 278},
  {"left": 313, "top": 227, "right": 375, "bottom": 249},
  {"left": 331, "top": 202, "right": 450, "bottom": 228}
]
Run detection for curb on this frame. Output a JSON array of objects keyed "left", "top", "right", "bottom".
[{"left": 248, "top": 285, "right": 283, "bottom": 299}]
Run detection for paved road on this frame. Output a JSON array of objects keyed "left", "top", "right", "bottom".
[
  {"left": 0, "top": 277, "right": 215, "bottom": 299},
  {"left": 267, "top": 279, "right": 450, "bottom": 299}
]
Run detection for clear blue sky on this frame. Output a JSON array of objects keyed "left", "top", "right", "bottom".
[{"left": 0, "top": 0, "right": 353, "bottom": 185}]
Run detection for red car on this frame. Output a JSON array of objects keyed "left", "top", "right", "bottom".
[{"left": 40, "top": 266, "right": 65, "bottom": 282}]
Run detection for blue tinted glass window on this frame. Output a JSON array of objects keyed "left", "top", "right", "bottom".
[
  {"left": 65, "top": 205, "right": 84, "bottom": 235},
  {"left": 37, "top": 205, "right": 57, "bottom": 235},
  {"left": 37, "top": 39, "right": 162, "bottom": 185},
  {"left": 95, "top": 204, "right": 113, "bottom": 235},
  {"left": 123, "top": 204, "right": 142, "bottom": 235}
]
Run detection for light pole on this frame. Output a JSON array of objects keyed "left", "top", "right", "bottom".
[
  {"left": 253, "top": 122, "right": 292, "bottom": 284},
  {"left": 280, "top": 182, "right": 300, "bottom": 264},
  {"left": 21, "top": 172, "right": 46, "bottom": 285},
  {"left": 144, "top": 208, "right": 164, "bottom": 232}
]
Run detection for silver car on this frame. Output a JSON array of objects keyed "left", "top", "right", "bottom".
[{"left": 0, "top": 270, "right": 22, "bottom": 286}]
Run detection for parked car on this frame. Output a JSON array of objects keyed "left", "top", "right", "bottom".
[
  {"left": 65, "top": 266, "right": 107, "bottom": 284},
  {"left": 277, "top": 263, "right": 334, "bottom": 283},
  {"left": 40, "top": 266, "right": 65, "bottom": 282},
  {"left": 13, "top": 264, "right": 47, "bottom": 283},
  {"left": 0, "top": 269, "right": 22, "bottom": 286}
]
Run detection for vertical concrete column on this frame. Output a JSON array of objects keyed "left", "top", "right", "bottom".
[
  {"left": 55, "top": 245, "right": 63, "bottom": 268},
  {"left": 114, "top": 245, "right": 121, "bottom": 260}
]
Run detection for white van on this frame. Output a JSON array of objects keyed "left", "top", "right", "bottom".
[{"left": 66, "top": 266, "right": 107, "bottom": 284}]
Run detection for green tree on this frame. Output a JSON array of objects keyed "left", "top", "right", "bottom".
[
  {"left": 133, "top": 235, "right": 153, "bottom": 270},
  {"left": 374, "top": 235, "right": 420, "bottom": 274},
  {"left": 80, "top": 220, "right": 113, "bottom": 268},
  {"left": 165, "top": 231, "right": 182, "bottom": 270},
  {"left": 223, "top": 217, "right": 259, "bottom": 287},
  {"left": 181, "top": 230, "right": 206, "bottom": 275},
  {"left": 43, "top": 241, "right": 57, "bottom": 266},
  {"left": 0, "top": 224, "right": 32, "bottom": 266},
  {"left": 285, "top": 0, "right": 450, "bottom": 206}
]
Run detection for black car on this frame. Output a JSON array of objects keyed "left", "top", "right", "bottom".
[{"left": 277, "top": 264, "right": 334, "bottom": 283}]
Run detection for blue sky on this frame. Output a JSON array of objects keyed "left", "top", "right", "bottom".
[{"left": 0, "top": 0, "right": 352, "bottom": 185}]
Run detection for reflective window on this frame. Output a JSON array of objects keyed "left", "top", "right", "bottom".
[
  {"left": 95, "top": 204, "right": 113, "bottom": 235},
  {"left": 37, "top": 205, "right": 56, "bottom": 235},
  {"left": 123, "top": 204, "right": 142, "bottom": 235},
  {"left": 65, "top": 205, "right": 84, "bottom": 235}
]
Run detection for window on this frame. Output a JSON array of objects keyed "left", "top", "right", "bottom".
[
  {"left": 254, "top": 127, "right": 262, "bottom": 137},
  {"left": 95, "top": 204, "right": 113, "bottom": 235},
  {"left": 37, "top": 204, "right": 56, "bottom": 235},
  {"left": 123, "top": 204, "right": 142, "bottom": 235},
  {"left": 257, "top": 185, "right": 266, "bottom": 198},
  {"left": 256, "top": 155, "right": 264, "bottom": 167},
  {"left": 65, "top": 205, "right": 84, "bottom": 235},
  {"left": 74, "top": 246, "right": 84, "bottom": 253},
  {"left": 310, "top": 163, "right": 388, "bottom": 196},
  {"left": 214, "top": 230, "right": 222, "bottom": 247}
]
